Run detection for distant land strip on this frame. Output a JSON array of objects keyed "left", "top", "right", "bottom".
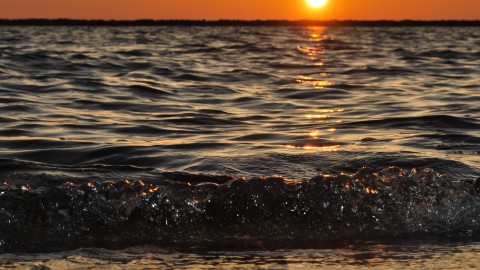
[{"left": 1, "top": 19, "right": 480, "bottom": 27}]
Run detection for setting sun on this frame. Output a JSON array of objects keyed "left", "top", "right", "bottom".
[{"left": 306, "top": 0, "right": 328, "bottom": 8}]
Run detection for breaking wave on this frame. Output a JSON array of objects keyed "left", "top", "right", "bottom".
[{"left": 1, "top": 167, "right": 479, "bottom": 253}]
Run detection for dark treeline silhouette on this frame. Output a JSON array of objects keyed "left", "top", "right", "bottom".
[{"left": 1, "top": 19, "right": 479, "bottom": 27}]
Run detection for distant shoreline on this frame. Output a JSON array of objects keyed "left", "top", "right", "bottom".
[{"left": 1, "top": 19, "right": 479, "bottom": 27}]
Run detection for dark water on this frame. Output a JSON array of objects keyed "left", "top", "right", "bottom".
[{"left": 0, "top": 26, "right": 479, "bottom": 267}]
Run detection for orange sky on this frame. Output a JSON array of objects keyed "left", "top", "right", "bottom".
[{"left": 1, "top": 0, "right": 479, "bottom": 20}]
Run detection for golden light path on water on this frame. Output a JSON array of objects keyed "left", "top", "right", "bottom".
[{"left": 286, "top": 26, "right": 343, "bottom": 152}]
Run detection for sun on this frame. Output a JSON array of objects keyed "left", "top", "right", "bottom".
[{"left": 306, "top": 0, "right": 328, "bottom": 8}]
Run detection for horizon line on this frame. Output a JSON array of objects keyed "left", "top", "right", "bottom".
[{"left": 1, "top": 19, "right": 480, "bottom": 27}]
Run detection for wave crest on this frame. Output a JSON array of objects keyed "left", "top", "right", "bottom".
[{"left": 1, "top": 167, "right": 479, "bottom": 252}]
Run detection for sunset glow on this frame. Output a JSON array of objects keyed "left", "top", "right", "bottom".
[
  {"left": 306, "top": 0, "right": 328, "bottom": 8},
  {"left": 0, "top": 0, "right": 479, "bottom": 20}
]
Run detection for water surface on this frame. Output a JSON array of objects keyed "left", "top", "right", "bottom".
[
  {"left": 0, "top": 25, "right": 479, "bottom": 266},
  {"left": 1, "top": 241, "right": 479, "bottom": 269}
]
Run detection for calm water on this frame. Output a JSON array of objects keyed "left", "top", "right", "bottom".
[
  {"left": 0, "top": 26, "right": 479, "bottom": 267},
  {"left": 1, "top": 241, "right": 480, "bottom": 269}
]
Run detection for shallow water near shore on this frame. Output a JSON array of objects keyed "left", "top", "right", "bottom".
[
  {"left": 0, "top": 25, "right": 479, "bottom": 266},
  {"left": 1, "top": 241, "right": 480, "bottom": 269}
]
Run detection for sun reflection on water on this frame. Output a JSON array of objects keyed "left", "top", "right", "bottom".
[
  {"left": 296, "top": 77, "right": 334, "bottom": 88},
  {"left": 309, "top": 130, "right": 320, "bottom": 138},
  {"left": 286, "top": 26, "right": 349, "bottom": 153},
  {"left": 304, "top": 114, "right": 329, "bottom": 119},
  {"left": 286, "top": 144, "right": 340, "bottom": 152},
  {"left": 316, "top": 108, "right": 344, "bottom": 113}
]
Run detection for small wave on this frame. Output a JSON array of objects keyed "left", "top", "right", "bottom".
[
  {"left": 111, "top": 125, "right": 173, "bottom": 136},
  {"left": 171, "top": 73, "right": 207, "bottom": 82},
  {"left": 164, "top": 116, "right": 244, "bottom": 126},
  {"left": 344, "top": 115, "right": 480, "bottom": 130},
  {"left": 114, "top": 49, "right": 153, "bottom": 57},
  {"left": 0, "top": 167, "right": 478, "bottom": 253},
  {"left": 284, "top": 89, "right": 350, "bottom": 100},
  {"left": 339, "top": 66, "right": 416, "bottom": 76},
  {"left": 418, "top": 49, "right": 477, "bottom": 60},
  {"left": 127, "top": 84, "right": 173, "bottom": 97},
  {"left": 180, "top": 47, "right": 224, "bottom": 54}
]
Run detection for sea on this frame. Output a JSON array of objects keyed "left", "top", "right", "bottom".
[{"left": 0, "top": 25, "right": 479, "bottom": 269}]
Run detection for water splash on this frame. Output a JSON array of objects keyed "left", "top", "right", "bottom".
[{"left": 1, "top": 167, "right": 478, "bottom": 253}]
